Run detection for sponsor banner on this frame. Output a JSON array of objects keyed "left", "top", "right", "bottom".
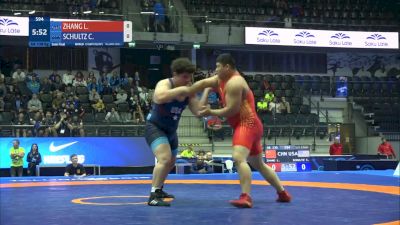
[
  {"left": 0, "top": 16, "right": 29, "bottom": 36},
  {"left": 0, "top": 137, "right": 154, "bottom": 168},
  {"left": 245, "top": 27, "right": 399, "bottom": 49}
]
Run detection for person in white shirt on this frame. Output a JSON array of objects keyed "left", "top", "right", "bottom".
[
  {"left": 62, "top": 70, "right": 74, "bottom": 86},
  {"left": 12, "top": 69, "right": 26, "bottom": 83},
  {"left": 114, "top": 89, "right": 128, "bottom": 104}
]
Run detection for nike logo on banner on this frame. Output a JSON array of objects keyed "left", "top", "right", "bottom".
[{"left": 49, "top": 141, "right": 78, "bottom": 152}]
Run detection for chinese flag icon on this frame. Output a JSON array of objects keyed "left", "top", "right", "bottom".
[{"left": 265, "top": 150, "right": 277, "bottom": 159}]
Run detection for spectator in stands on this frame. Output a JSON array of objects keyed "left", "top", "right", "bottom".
[
  {"left": 120, "top": 72, "right": 130, "bottom": 88},
  {"left": 92, "top": 99, "right": 105, "bottom": 112},
  {"left": 27, "top": 94, "right": 43, "bottom": 113},
  {"left": 329, "top": 137, "right": 343, "bottom": 155},
  {"left": 64, "top": 154, "right": 86, "bottom": 177},
  {"left": 72, "top": 71, "right": 87, "bottom": 87},
  {"left": 100, "top": 79, "right": 113, "bottom": 95},
  {"left": 64, "top": 85, "right": 76, "bottom": 97},
  {"left": 63, "top": 95, "right": 79, "bottom": 116},
  {"left": 12, "top": 93, "right": 27, "bottom": 113},
  {"left": 27, "top": 75, "right": 41, "bottom": 95},
  {"left": 25, "top": 69, "right": 37, "bottom": 82},
  {"left": 62, "top": 70, "right": 74, "bottom": 86},
  {"left": 40, "top": 77, "right": 54, "bottom": 95},
  {"left": 377, "top": 138, "right": 396, "bottom": 159},
  {"left": 134, "top": 71, "right": 140, "bottom": 86},
  {"left": 69, "top": 115, "right": 85, "bottom": 137},
  {"left": 105, "top": 107, "right": 122, "bottom": 123},
  {"left": 133, "top": 103, "right": 145, "bottom": 124},
  {"left": 54, "top": 112, "right": 72, "bottom": 137},
  {"left": 204, "top": 151, "right": 215, "bottom": 173},
  {"left": 30, "top": 111, "right": 44, "bottom": 137},
  {"left": 9, "top": 139, "right": 25, "bottom": 177},
  {"left": 108, "top": 71, "right": 120, "bottom": 91},
  {"left": 26, "top": 143, "right": 41, "bottom": 176},
  {"left": 14, "top": 112, "right": 29, "bottom": 137},
  {"left": 153, "top": 0, "right": 166, "bottom": 32},
  {"left": 88, "top": 88, "right": 101, "bottom": 103},
  {"left": 284, "top": 14, "right": 292, "bottom": 28},
  {"left": 86, "top": 77, "right": 98, "bottom": 92},
  {"left": 0, "top": 69, "right": 6, "bottom": 97},
  {"left": 52, "top": 92, "right": 65, "bottom": 112},
  {"left": 180, "top": 145, "right": 196, "bottom": 158},
  {"left": 268, "top": 97, "right": 279, "bottom": 114},
  {"left": 278, "top": 97, "right": 291, "bottom": 114},
  {"left": 48, "top": 70, "right": 60, "bottom": 83},
  {"left": 41, "top": 111, "right": 57, "bottom": 137},
  {"left": 264, "top": 90, "right": 274, "bottom": 104},
  {"left": 52, "top": 75, "right": 64, "bottom": 91},
  {"left": 114, "top": 88, "right": 127, "bottom": 104},
  {"left": 12, "top": 68, "right": 25, "bottom": 83},
  {"left": 257, "top": 97, "right": 269, "bottom": 113},
  {"left": 192, "top": 151, "right": 207, "bottom": 174},
  {"left": 0, "top": 96, "right": 4, "bottom": 111}
]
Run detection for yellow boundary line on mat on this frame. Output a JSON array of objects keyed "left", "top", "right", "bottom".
[{"left": 1, "top": 179, "right": 399, "bottom": 225}]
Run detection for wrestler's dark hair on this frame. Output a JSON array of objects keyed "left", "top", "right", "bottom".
[
  {"left": 171, "top": 58, "right": 195, "bottom": 74},
  {"left": 216, "top": 53, "right": 236, "bottom": 69}
]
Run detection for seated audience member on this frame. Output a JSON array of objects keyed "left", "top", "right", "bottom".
[
  {"left": 192, "top": 150, "right": 208, "bottom": 174},
  {"left": 27, "top": 94, "right": 43, "bottom": 113},
  {"left": 278, "top": 97, "right": 291, "bottom": 114},
  {"left": 64, "top": 154, "right": 86, "bottom": 177},
  {"left": 26, "top": 143, "right": 42, "bottom": 176},
  {"left": 88, "top": 88, "right": 101, "bottom": 103},
  {"left": 0, "top": 96, "right": 4, "bottom": 111},
  {"left": 114, "top": 89, "right": 128, "bottom": 104},
  {"left": 268, "top": 97, "right": 279, "bottom": 114},
  {"left": 377, "top": 138, "right": 396, "bottom": 159},
  {"left": 41, "top": 111, "right": 57, "bottom": 137},
  {"left": 15, "top": 112, "right": 32, "bottom": 137},
  {"left": 329, "top": 137, "right": 343, "bottom": 155},
  {"left": 257, "top": 98, "right": 269, "bottom": 113},
  {"left": 180, "top": 145, "right": 196, "bottom": 158},
  {"left": 92, "top": 99, "right": 105, "bottom": 112},
  {"left": 69, "top": 115, "right": 85, "bottom": 137},
  {"left": 105, "top": 107, "right": 122, "bottom": 123},
  {"left": 133, "top": 102, "right": 145, "bottom": 124}
]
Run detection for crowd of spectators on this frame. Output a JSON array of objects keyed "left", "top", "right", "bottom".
[{"left": 0, "top": 64, "right": 151, "bottom": 137}]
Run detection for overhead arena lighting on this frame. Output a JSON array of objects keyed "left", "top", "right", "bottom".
[
  {"left": 83, "top": 10, "right": 92, "bottom": 14},
  {"left": 140, "top": 12, "right": 155, "bottom": 15},
  {"left": 13, "top": 12, "right": 21, "bottom": 15},
  {"left": 28, "top": 10, "right": 35, "bottom": 14},
  {"left": 99, "top": 11, "right": 104, "bottom": 14}
]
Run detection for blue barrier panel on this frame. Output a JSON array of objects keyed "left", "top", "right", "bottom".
[{"left": 0, "top": 137, "right": 154, "bottom": 168}]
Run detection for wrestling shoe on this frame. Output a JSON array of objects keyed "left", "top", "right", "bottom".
[
  {"left": 276, "top": 190, "right": 291, "bottom": 202},
  {"left": 159, "top": 189, "right": 175, "bottom": 199},
  {"left": 229, "top": 193, "right": 253, "bottom": 208},
  {"left": 147, "top": 190, "right": 171, "bottom": 207}
]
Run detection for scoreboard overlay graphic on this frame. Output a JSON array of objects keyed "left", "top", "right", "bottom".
[
  {"left": 264, "top": 145, "right": 311, "bottom": 172},
  {"left": 28, "top": 16, "right": 132, "bottom": 47}
]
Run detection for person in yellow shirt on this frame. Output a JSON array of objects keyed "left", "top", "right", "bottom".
[
  {"left": 10, "top": 139, "right": 25, "bottom": 177},
  {"left": 180, "top": 145, "right": 196, "bottom": 158}
]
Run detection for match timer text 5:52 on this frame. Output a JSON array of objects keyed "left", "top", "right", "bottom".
[{"left": 31, "top": 28, "right": 48, "bottom": 36}]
